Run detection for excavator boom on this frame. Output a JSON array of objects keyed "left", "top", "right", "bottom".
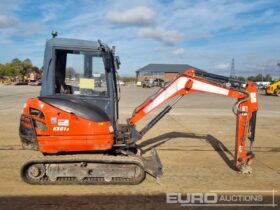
[{"left": 129, "top": 69, "right": 258, "bottom": 173}]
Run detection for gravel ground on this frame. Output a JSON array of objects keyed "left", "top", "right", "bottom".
[{"left": 0, "top": 84, "right": 279, "bottom": 209}]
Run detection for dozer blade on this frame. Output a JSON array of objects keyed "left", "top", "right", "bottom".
[{"left": 142, "top": 148, "right": 163, "bottom": 181}]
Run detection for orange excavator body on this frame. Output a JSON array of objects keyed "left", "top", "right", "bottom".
[
  {"left": 19, "top": 37, "right": 259, "bottom": 185},
  {"left": 21, "top": 98, "right": 114, "bottom": 153}
]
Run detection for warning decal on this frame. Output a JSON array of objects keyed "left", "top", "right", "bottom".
[{"left": 58, "top": 119, "right": 69, "bottom": 126}]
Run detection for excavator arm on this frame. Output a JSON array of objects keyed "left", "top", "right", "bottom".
[{"left": 128, "top": 69, "right": 258, "bottom": 173}]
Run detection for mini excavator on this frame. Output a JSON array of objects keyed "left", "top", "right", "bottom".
[{"left": 19, "top": 35, "right": 258, "bottom": 185}]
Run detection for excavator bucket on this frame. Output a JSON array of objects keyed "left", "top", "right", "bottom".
[{"left": 142, "top": 148, "right": 163, "bottom": 181}]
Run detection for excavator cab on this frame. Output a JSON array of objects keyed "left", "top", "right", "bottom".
[
  {"left": 41, "top": 38, "right": 120, "bottom": 126},
  {"left": 20, "top": 38, "right": 122, "bottom": 153}
]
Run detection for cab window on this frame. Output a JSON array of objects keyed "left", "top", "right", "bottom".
[{"left": 54, "top": 49, "right": 108, "bottom": 97}]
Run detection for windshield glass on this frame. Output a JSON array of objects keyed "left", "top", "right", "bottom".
[{"left": 54, "top": 49, "right": 108, "bottom": 97}]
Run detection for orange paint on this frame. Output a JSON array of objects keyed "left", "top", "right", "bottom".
[{"left": 21, "top": 98, "right": 114, "bottom": 153}]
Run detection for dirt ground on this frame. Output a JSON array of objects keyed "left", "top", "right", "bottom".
[{"left": 0, "top": 84, "right": 279, "bottom": 209}]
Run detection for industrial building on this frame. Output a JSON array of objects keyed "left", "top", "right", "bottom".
[{"left": 136, "top": 64, "right": 202, "bottom": 82}]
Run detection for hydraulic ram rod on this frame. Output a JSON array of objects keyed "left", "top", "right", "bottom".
[{"left": 140, "top": 95, "right": 184, "bottom": 136}]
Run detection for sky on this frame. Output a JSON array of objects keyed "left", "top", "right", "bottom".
[{"left": 0, "top": 0, "right": 279, "bottom": 77}]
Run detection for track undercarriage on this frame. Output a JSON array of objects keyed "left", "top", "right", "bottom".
[{"left": 21, "top": 149, "right": 162, "bottom": 185}]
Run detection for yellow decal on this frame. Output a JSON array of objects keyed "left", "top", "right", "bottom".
[{"left": 80, "top": 78, "right": 95, "bottom": 89}]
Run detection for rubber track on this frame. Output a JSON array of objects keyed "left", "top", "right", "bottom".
[{"left": 21, "top": 153, "right": 146, "bottom": 185}]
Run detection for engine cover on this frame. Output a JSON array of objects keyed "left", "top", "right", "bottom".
[{"left": 20, "top": 98, "right": 114, "bottom": 153}]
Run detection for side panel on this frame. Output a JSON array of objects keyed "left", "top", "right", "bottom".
[
  {"left": 38, "top": 135, "right": 113, "bottom": 153},
  {"left": 21, "top": 98, "right": 114, "bottom": 153}
]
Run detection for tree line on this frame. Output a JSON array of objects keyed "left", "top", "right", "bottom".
[
  {"left": 234, "top": 74, "right": 273, "bottom": 82},
  {"left": 0, "top": 58, "right": 41, "bottom": 77}
]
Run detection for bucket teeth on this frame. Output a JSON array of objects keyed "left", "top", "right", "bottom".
[{"left": 238, "top": 164, "right": 253, "bottom": 174}]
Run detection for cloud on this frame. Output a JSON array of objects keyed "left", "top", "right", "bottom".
[
  {"left": 0, "top": 15, "right": 16, "bottom": 28},
  {"left": 137, "top": 26, "right": 183, "bottom": 45},
  {"left": 106, "top": 6, "right": 155, "bottom": 26},
  {"left": 159, "top": 0, "right": 279, "bottom": 42},
  {"left": 171, "top": 48, "right": 185, "bottom": 56},
  {"left": 21, "top": 22, "right": 45, "bottom": 36},
  {"left": 243, "top": 59, "right": 280, "bottom": 72},
  {"left": 214, "top": 63, "right": 230, "bottom": 70},
  {"left": 39, "top": 3, "right": 65, "bottom": 23},
  {"left": 0, "top": 0, "right": 279, "bottom": 77}
]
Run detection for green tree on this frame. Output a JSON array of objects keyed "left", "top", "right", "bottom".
[
  {"left": 66, "top": 67, "right": 76, "bottom": 79},
  {"left": 237, "top": 76, "right": 246, "bottom": 81},
  {"left": 5, "top": 63, "right": 16, "bottom": 76},
  {"left": 9, "top": 58, "right": 24, "bottom": 76},
  {"left": 0, "top": 64, "right": 4, "bottom": 76},
  {"left": 0, "top": 58, "right": 40, "bottom": 77},
  {"left": 11, "top": 58, "right": 21, "bottom": 65},
  {"left": 264, "top": 74, "right": 272, "bottom": 82},
  {"left": 246, "top": 74, "right": 272, "bottom": 82},
  {"left": 247, "top": 76, "right": 255, "bottom": 82},
  {"left": 254, "top": 74, "right": 263, "bottom": 82},
  {"left": 21, "top": 58, "right": 33, "bottom": 75},
  {"left": 23, "top": 59, "right": 32, "bottom": 66}
]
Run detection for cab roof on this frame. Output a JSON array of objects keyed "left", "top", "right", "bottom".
[{"left": 46, "top": 38, "right": 109, "bottom": 51}]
